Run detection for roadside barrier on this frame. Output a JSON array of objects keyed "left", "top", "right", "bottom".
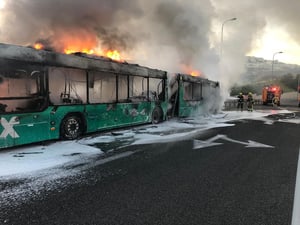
[{"left": 223, "top": 99, "right": 262, "bottom": 110}]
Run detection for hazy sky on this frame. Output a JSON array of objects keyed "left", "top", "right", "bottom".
[
  {"left": 0, "top": 0, "right": 299, "bottom": 91},
  {"left": 211, "top": 0, "right": 300, "bottom": 65}
]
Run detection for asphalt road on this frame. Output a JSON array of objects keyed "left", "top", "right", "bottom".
[{"left": 1, "top": 109, "right": 300, "bottom": 225}]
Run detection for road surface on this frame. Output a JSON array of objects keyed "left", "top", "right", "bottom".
[{"left": 0, "top": 108, "right": 299, "bottom": 225}]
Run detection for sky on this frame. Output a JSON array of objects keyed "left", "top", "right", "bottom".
[{"left": 0, "top": 0, "right": 299, "bottom": 91}]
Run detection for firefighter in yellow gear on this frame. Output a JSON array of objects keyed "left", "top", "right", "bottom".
[
  {"left": 247, "top": 92, "right": 254, "bottom": 112},
  {"left": 237, "top": 92, "right": 244, "bottom": 111}
]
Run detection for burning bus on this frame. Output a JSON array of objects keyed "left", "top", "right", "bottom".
[
  {"left": 0, "top": 43, "right": 220, "bottom": 149},
  {"left": 168, "top": 73, "right": 220, "bottom": 117}
]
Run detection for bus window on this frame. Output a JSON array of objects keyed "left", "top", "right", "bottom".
[
  {"left": 149, "top": 78, "right": 165, "bottom": 101},
  {"left": 88, "top": 71, "right": 116, "bottom": 103},
  {"left": 193, "top": 83, "right": 202, "bottom": 100},
  {"left": 48, "top": 67, "right": 87, "bottom": 105},
  {"left": 129, "top": 76, "right": 147, "bottom": 102},
  {"left": 118, "top": 75, "right": 129, "bottom": 102},
  {"left": 183, "top": 81, "right": 202, "bottom": 101},
  {"left": 0, "top": 60, "right": 46, "bottom": 112}
]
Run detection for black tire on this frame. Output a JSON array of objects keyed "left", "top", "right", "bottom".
[
  {"left": 151, "top": 107, "right": 163, "bottom": 124},
  {"left": 61, "top": 115, "right": 83, "bottom": 140}
]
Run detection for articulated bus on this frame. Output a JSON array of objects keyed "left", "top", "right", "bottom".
[
  {"left": 0, "top": 43, "right": 168, "bottom": 148},
  {"left": 0, "top": 43, "right": 220, "bottom": 149}
]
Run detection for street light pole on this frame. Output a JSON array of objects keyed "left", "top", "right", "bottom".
[
  {"left": 297, "top": 74, "right": 300, "bottom": 107},
  {"left": 271, "top": 51, "right": 283, "bottom": 77},
  {"left": 220, "top": 17, "right": 237, "bottom": 58}
]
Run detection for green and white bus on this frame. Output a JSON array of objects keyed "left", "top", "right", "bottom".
[
  {"left": 0, "top": 43, "right": 168, "bottom": 149},
  {"left": 168, "top": 73, "right": 220, "bottom": 117}
]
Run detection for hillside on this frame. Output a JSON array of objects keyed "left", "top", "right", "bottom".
[{"left": 242, "top": 56, "right": 300, "bottom": 83}]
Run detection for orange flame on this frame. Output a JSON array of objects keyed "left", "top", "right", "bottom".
[
  {"left": 181, "top": 64, "right": 202, "bottom": 77},
  {"left": 64, "top": 48, "right": 97, "bottom": 55},
  {"left": 32, "top": 34, "right": 124, "bottom": 61},
  {"left": 106, "top": 50, "right": 121, "bottom": 61},
  {"left": 190, "top": 70, "right": 201, "bottom": 77},
  {"left": 63, "top": 46, "right": 122, "bottom": 61},
  {"left": 34, "top": 43, "right": 44, "bottom": 50}
]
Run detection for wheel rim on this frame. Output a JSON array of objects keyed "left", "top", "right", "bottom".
[{"left": 63, "top": 116, "right": 82, "bottom": 139}]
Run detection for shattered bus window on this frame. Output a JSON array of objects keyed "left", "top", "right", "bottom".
[
  {"left": 48, "top": 67, "right": 87, "bottom": 105},
  {"left": 118, "top": 75, "right": 129, "bottom": 102},
  {"left": 0, "top": 60, "right": 46, "bottom": 112},
  {"left": 88, "top": 71, "right": 116, "bottom": 103},
  {"left": 129, "top": 76, "right": 147, "bottom": 102},
  {"left": 183, "top": 81, "right": 202, "bottom": 101},
  {"left": 149, "top": 77, "right": 165, "bottom": 101}
]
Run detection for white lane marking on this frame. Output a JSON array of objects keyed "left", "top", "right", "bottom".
[
  {"left": 193, "top": 134, "right": 274, "bottom": 149},
  {"left": 291, "top": 147, "right": 300, "bottom": 225}
]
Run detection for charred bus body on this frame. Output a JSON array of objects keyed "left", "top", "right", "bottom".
[
  {"left": 168, "top": 73, "right": 220, "bottom": 117},
  {"left": 0, "top": 43, "right": 220, "bottom": 149}
]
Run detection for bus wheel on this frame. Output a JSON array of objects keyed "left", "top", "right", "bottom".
[
  {"left": 152, "top": 107, "right": 163, "bottom": 124},
  {"left": 61, "top": 115, "right": 83, "bottom": 140}
]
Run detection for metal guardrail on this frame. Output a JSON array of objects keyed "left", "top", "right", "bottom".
[{"left": 223, "top": 99, "right": 262, "bottom": 110}]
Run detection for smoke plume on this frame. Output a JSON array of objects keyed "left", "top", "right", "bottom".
[{"left": 0, "top": 0, "right": 299, "bottom": 97}]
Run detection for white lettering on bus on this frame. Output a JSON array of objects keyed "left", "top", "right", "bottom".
[{"left": 0, "top": 117, "right": 20, "bottom": 138}]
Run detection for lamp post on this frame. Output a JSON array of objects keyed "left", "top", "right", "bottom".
[
  {"left": 271, "top": 51, "right": 283, "bottom": 77},
  {"left": 297, "top": 74, "right": 300, "bottom": 107},
  {"left": 220, "top": 17, "right": 237, "bottom": 58}
]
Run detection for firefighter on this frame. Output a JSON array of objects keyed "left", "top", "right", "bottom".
[
  {"left": 247, "top": 92, "right": 254, "bottom": 112},
  {"left": 272, "top": 95, "right": 280, "bottom": 106},
  {"left": 237, "top": 92, "right": 244, "bottom": 111}
]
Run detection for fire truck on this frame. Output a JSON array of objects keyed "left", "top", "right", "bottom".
[{"left": 262, "top": 85, "right": 282, "bottom": 106}]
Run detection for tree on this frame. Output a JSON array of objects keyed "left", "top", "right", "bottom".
[{"left": 279, "top": 73, "right": 297, "bottom": 91}]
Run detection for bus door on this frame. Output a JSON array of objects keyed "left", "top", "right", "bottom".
[
  {"left": 127, "top": 76, "right": 151, "bottom": 125},
  {"left": 86, "top": 71, "right": 118, "bottom": 132}
]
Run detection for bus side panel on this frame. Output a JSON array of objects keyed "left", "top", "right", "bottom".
[
  {"left": 130, "top": 101, "right": 152, "bottom": 124},
  {"left": 179, "top": 101, "right": 202, "bottom": 117},
  {"left": 85, "top": 104, "right": 116, "bottom": 132},
  {"left": 85, "top": 102, "right": 152, "bottom": 133},
  {"left": 0, "top": 110, "right": 51, "bottom": 149},
  {"left": 178, "top": 82, "right": 202, "bottom": 117}
]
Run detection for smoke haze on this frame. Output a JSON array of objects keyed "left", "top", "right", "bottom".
[{"left": 0, "top": 0, "right": 299, "bottom": 95}]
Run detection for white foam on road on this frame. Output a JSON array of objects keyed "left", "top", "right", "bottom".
[
  {"left": 0, "top": 109, "right": 298, "bottom": 212},
  {"left": 0, "top": 109, "right": 297, "bottom": 179},
  {"left": 0, "top": 141, "right": 103, "bottom": 177}
]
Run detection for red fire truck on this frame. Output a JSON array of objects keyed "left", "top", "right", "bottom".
[{"left": 262, "top": 85, "right": 282, "bottom": 106}]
